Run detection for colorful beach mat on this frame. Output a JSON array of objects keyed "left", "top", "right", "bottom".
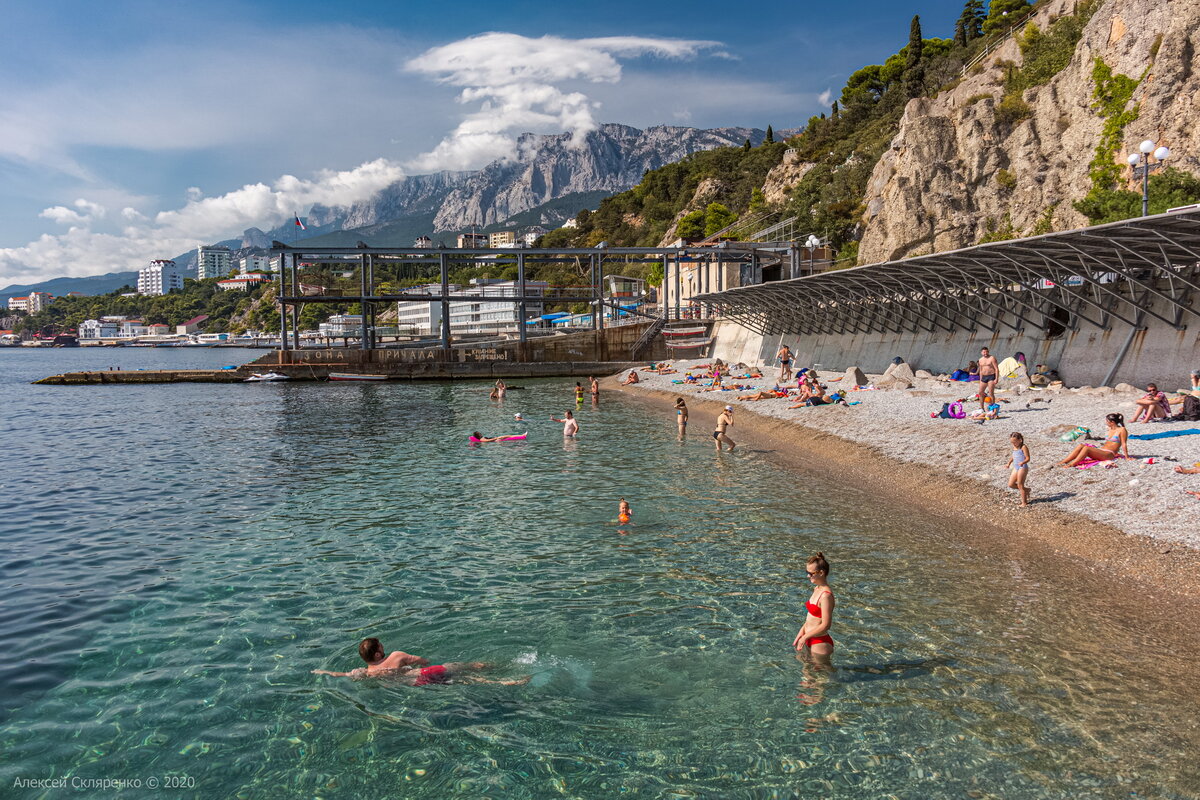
[{"left": 1129, "top": 428, "right": 1200, "bottom": 441}]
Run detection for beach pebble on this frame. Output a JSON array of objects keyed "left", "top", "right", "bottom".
[{"left": 1129, "top": 479, "right": 1141, "bottom": 486}]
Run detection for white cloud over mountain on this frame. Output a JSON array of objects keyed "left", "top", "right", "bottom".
[{"left": 404, "top": 33, "right": 726, "bottom": 172}]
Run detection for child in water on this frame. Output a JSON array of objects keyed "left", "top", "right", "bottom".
[
  {"left": 1006, "top": 432, "right": 1031, "bottom": 506},
  {"left": 618, "top": 498, "right": 632, "bottom": 524}
]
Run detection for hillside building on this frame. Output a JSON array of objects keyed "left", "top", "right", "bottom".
[
  {"left": 268, "top": 254, "right": 289, "bottom": 273},
  {"left": 137, "top": 260, "right": 183, "bottom": 296},
  {"left": 197, "top": 245, "right": 232, "bottom": 279},
  {"left": 414, "top": 236, "right": 433, "bottom": 248},
  {"left": 239, "top": 255, "right": 269, "bottom": 274},
  {"left": 394, "top": 279, "right": 546, "bottom": 336},
  {"left": 520, "top": 226, "right": 547, "bottom": 246},
  {"left": 7, "top": 296, "right": 29, "bottom": 312},
  {"left": 217, "top": 273, "right": 271, "bottom": 291},
  {"left": 488, "top": 231, "right": 516, "bottom": 248},
  {"left": 176, "top": 314, "right": 210, "bottom": 335},
  {"left": 79, "top": 319, "right": 122, "bottom": 339},
  {"left": 457, "top": 233, "right": 488, "bottom": 249}
]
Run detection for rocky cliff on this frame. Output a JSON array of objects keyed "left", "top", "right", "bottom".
[
  {"left": 857, "top": 0, "right": 1200, "bottom": 263},
  {"left": 431, "top": 124, "right": 764, "bottom": 230}
]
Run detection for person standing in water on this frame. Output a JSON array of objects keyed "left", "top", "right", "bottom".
[
  {"left": 551, "top": 410, "right": 579, "bottom": 437},
  {"left": 714, "top": 405, "right": 736, "bottom": 451},
  {"left": 1006, "top": 432, "right": 1031, "bottom": 506},
  {"left": 589, "top": 376, "right": 600, "bottom": 404},
  {"left": 793, "top": 553, "right": 835, "bottom": 662},
  {"left": 674, "top": 398, "right": 688, "bottom": 439},
  {"left": 575, "top": 382, "right": 585, "bottom": 405}
]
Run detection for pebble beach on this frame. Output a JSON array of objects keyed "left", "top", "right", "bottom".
[{"left": 619, "top": 358, "right": 1200, "bottom": 552}]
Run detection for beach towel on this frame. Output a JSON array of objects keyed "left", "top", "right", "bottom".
[
  {"left": 1129, "top": 428, "right": 1200, "bottom": 441},
  {"left": 1075, "top": 457, "right": 1119, "bottom": 469}
]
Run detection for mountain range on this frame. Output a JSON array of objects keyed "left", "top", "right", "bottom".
[{"left": 1, "top": 124, "right": 765, "bottom": 301}]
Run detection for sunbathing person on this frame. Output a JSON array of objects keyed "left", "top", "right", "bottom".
[
  {"left": 313, "top": 638, "right": 528, "bottom": 685},
  {"left": 471, "top": 431, "right": 519, "bottom": 443},
  {"left": 1175, "top": 463, "right": 1200, "bottom": 475},
  {"left": 1132, "top": 383, "right": 1170, "bottom": 423},
  {"left": 1058, "top": 413, "right": 1129, "bottom": 467},
  {"left": 737, "top": 388, "right": 789, "bottom": 401},
  {"left": 621, "top": 370, "right": 640, "bottom": 385}
]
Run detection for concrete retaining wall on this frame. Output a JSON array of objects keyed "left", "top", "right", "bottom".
[{"left": 710, "top": 292, "right": 1200, "bottom": 387}]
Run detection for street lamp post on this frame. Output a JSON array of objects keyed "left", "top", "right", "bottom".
[{"left": 1127, "top": 139, "right": 1171, "bottom": 216}]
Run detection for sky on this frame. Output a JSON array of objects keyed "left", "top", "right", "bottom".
[{"left": 0, "top": 0, "right": 967, "bottom": 287}]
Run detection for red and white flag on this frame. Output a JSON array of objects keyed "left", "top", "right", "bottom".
[{"left": 294, "top": 214, "right": 306, "bottom": 231}]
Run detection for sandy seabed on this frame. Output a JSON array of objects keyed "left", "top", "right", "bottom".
[{"left": 608, "top": 358, "right": 1200, "bottom": 606}]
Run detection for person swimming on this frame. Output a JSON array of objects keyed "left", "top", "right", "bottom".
[
  {"left": 312, "top": 637, "right": 529, "bottom": 685},
  {"left": 618, "top": 498, "right": 632, "bottom": 524}
]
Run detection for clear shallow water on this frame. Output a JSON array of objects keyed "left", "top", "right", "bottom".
[{"left": 1, "top": 349, "right": 1199, "bottom": 798}]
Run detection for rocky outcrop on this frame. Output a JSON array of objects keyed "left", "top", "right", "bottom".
[
  {"left": 761, "top": 149, "right": 815, "bottom": 206},
  {"left": 657, "top": 178, "right": 729, "bottom": 245},
  {"left": 858, "top": 0, "right": 1200, "bottom": 263}
]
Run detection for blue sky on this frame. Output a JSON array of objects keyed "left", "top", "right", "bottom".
[{"left": 0, "top": 0, "right": 966, "bottom": 285}]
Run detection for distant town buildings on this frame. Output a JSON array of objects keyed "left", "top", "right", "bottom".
[
  {"left": 120, "top": 319, "right": 148, "bottom": 338},
  {"left": 8, "top": 292, "right": 56, "bottom": 312},
  {"left": 457, "top": 232, "right": 488, "bottom": 249},
  {"left": 79, "top": 317, "right": 123, "bottom": 339},
  {"left": 414, "top": 236, "right": 433, "bottom": 248},
  {"left": 197, "top": 245, "right": 232, "bottom": 279},
  {"left": 176, "top": 314, "right": 209, "bottom": 335},
  {"left": 394, "top": 279, "right": 547, "bottom": 336},
  {"left": 137, "top": 260, "right": 183, "bottom": 296},
  {"left": 319, "top": 314, "right": 364, "bottom": 337},
  {"left": 268, "top": 254, "right": 289, "bottom": 273},
  {"left": 7, "top": 296, "right": 29, "bottom": 312},
  {"left": 488, "top": 231, "right": 516, "bottom": 248},
  {"left": 217, "top": 273, "right": 270, "bottom": 291},
  {"left": 239, "top": 255, "right": 270, "bottom": 274},
  {"left": 520, "top": 227, "right": 547, "bottom": 246}
]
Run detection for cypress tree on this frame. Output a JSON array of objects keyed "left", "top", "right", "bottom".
[
  {"left": 961, "top": 0, "right": 984, "bottom": 43},
  {"left": 765, "top": 125, "right": 775, "bottom": 144},
  {"left": 831, "top": 100, "right": 839, "bottom": 118},
  {"left": 743, "top": 139, "right": 752, "bottom": 151},
  {"left": 954, "top": 15, "right": 967, "bottom": 48},
  {"left": 904, "top": 15, "right": 925, "bottom": 97}
]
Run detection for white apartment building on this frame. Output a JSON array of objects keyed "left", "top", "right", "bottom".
[
  {"left": 239, "top": 255, "right": 270, "bottom": 274},
  {"left": 137, "top": 260, "right": 183, "bottom": 296},
  {"left": 197, "top": 245, "right": 232, "bottom": 279},
  {"left": 120, "top": 319, "right": 148, "bottom": 338},
  {"left": 319, "top": 314, "right": 364, "bottom": 337},
  {"left": 268, "top": 254, "right": 289, "bottom": 273},
  {"left": 216, "top": 273, "right": 271, "bottom": 291},
  {"left": 79, "top": 319, "right": 122, "bottom": 339},
  {"left": 521, "top": 226, "right": 547, "bottom": 246},
  {"left": 395, "top": 279, "right": 547, "bottom": 336},
  {"left": 414, "top": 236, "right": 433, "bottom": 248},
  {"left": 7, "top": 296, "right": 29, "bottom": 312},
  {"left": 27, "top": 292, "right": 53, "bottom": 312}
]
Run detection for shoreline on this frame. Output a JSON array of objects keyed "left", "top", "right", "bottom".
[{"left": 607, "top": 376, "right": 1200, "bottom": 611}]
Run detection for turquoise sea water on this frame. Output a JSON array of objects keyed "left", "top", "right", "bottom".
[{"left": 2, "top": 348, "right": 1199, "bottom": 799}]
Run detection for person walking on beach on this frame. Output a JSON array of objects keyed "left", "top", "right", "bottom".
[
  {"left": 674, "top": 398, "right": 688, "bottom": 439},
  {"left": 714, "top": 405, "right": 736, "bottom": 451},
  {"left": 1058, "top": 413, "right": 1129, "bottom": 467},
  {"left": 977, "top": 347, "right": 999, "bottom": 414},
  {"left": 776, "top": 344, "right": 793, "bottom": 382},
  {"left": 1006, "top": 432, "right": 1031, "bottom": 507},
  {"left": 793, "top": 553, "right": 835, "bottom": 663},
  {"left": 551, "top": 410, "right": 579, "bottom": 437}
]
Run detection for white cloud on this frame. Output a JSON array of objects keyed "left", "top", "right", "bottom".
[
  {"left": 818, "top": 88, "right": 833, "bottom": 106},
  {"left": 404, "top": 33, "right": 725, "bottom": 171},
  {"left": 0, "top": 159, "right": 405, "bottom": 286}
]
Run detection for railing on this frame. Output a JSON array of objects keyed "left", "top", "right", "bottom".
[
  {"left": 629, "top": 316, "right": 668, "bottom": 359},
  {"left": 960, "top": 10, "right": 1037, "bottom": 76}
]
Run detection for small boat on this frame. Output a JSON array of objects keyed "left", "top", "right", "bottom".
[
  {"left": 662, "top": 326, "right": 708, "bottom": 336},
  {"left": 328, "top": 372, "right": 387, "bottom": 381},
  {"left": 245, "top": 372, "right": 291, "bottom": 382},
  {"left": 663, "top": 338, "right": 713, "bottom": 349}
]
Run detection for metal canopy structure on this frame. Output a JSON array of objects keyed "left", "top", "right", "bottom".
[
  {"left": 269, "top": 242, "right": 678, "bottom": 351},
  {"left": 696, "top": 209, "right": 1200, "bottom": 339}
]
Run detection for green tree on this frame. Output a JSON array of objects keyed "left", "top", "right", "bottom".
[
  {"left": 743, "top": 138, "right": 752, "bottom": 151},
  {"left": 831, "top": 100, "right": 839, "bottom": 118},
  {"left": 958, "top": 0, "right": 985, "bottom": 44},
  {"left": 983, "top": 0, "right": 1031, "bottom": 37},
  {"left": 748, "top": 187, "right": 767, "bottom": 214},
  {"left": 1075, "top": 167, "right": 1200, "bottom": 225},
  {"left": 904, "top": 15, "right": 925, "bottom": 96},
  {"left": 676, "top": 209, "right": 706, "bottom": 240},
  {"left": 645, "top": 261, "right": 664, "bottom": 288},
  {"left": 764, "top": 125, "right": 775, "bottom": 144},
  {"left": 703, "top": 203, "right": 737, "bottom": 237}
]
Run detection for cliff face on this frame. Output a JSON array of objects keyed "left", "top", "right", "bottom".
[
  {"left": 431, "top": 124, "right": 764, "bottom": 230},
  {"left": 857, "top": 0, "right": 1200, "bottom": 263}
]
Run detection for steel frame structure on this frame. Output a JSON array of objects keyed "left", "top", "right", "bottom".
[{"left": 696, "top": 210, "right": 1200, "bottom": 338}]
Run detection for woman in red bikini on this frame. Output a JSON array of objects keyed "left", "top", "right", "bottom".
[{"left": 793, "top": 552, "right": 835, "bottom": 662}]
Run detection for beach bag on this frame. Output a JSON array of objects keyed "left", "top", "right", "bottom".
[{"left": 1179, "top": 395, "right": 1200, "bottom": 421}]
